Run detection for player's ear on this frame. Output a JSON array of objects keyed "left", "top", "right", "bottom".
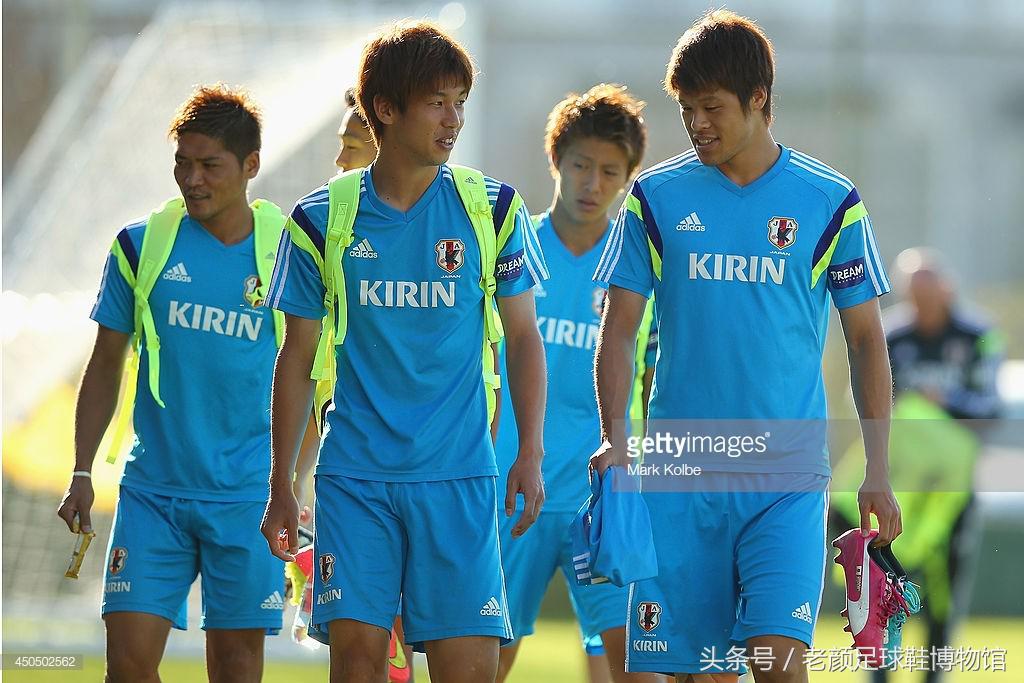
[
  {"left": 749, "top": 86, "right": 768, "bottom": 115},
  {"left": 548, "top": 152, "right": 560, "bottom": 180},
  {"left": 242, "top": 150, "right": 260, "bottom": 180},
  {"left": 374, "top": 95, "right": 396, "bottom": 126}
]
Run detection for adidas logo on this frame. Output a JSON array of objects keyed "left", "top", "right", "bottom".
[
  {"left": 792, "top": 601, "right": 813, "bottom": 624},
  {"left": 162, "top": 262, "right": 192, "bottom": 282},
  {"left": 675, "top": 212, "right": 706, "bottom": 232},
  {"left": 348, "top": 238, "right": 378, "bottom": 259},
  {"left": 261, "top": 590, "right": 285, "bottom": 610},
  {"left": 479, "top": 597, "right": 503, "bottom": 617}
]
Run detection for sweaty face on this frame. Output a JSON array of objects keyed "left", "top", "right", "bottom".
[
  {"left": 335, "top": 109, "right": 376, "bottom": 171},
  {"left": 173, "top": 132, "right": 255, "bottom": 222},
  {"left": 677, "top": 87, "right": 762, "bottom": 168},
  {"left": 554, "top": 137, "right": 631, "bottom": 224},
  {"left": 384, "top": 81, "right": 466, "bottom": 166}
]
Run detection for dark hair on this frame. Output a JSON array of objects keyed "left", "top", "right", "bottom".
[
  {"left": 546, "top": 83, "right": 647, "bottom": 176},
  {"left": 168, "top": 84, "right": 262, "bottom": 162},
  {"left": 356, "top": 20, "right": 475, "bottom": 145},
  {"left": 343, "top": 87, "right": 368, "bottom": 127},
  {"left": 664, "top": 9, "right": 775, "bottom": 121}
]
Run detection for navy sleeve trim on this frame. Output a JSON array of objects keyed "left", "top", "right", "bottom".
[
  {"left": 634, "top": 184, "right": 663, "bottom": 259},
  {"left": 492, "top": 183, "right": 516, "bottom": 236},
  {"left": 292, "top": 204, "right": 326, "bottom": 259},
  {"left": 811, "top": 188, "right": 861, "bottom": 269},
  {"left": 116, "top": 229, "right": 139, "bottom": 275}
]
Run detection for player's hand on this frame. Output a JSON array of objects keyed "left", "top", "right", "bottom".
[
  {"left": 57, "top": 475, "right": 95, "bottom": 534},
  {"left": 858, "top": 473, "right": 902, "bottom": 546},
  {"left": 504, "top": 454, "right": 544, "bottom": 538},
  {"left": 588, "top": 440, "right": 624, "bottom": 478},
  {"left": 261, "top": 486, "right": 300, "bottom": 562}
]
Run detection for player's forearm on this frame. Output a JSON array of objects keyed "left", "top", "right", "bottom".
[
  {"left": 73, "top": 358, "right": 123, "bottom": 472},
  {"left": 848, "top": 330, "right": 893, "bottom": 478},
  {"left": 504, "top": 330, "right": 546, "bottom": 459},
  {"left": 269, "top": 338, "right": 317, "bottom": 493},
  {"left": 73, "top": 329, "right": 129, "bottom": 472},
  {"left": 595, "top": 324, "right": 636, "bottom": 445}
]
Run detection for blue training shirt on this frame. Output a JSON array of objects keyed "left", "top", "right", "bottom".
[
  {"left": 496, "top": 213, "right": 659, "bottom": 512},
  {"left": 91, "top": 215, "right": 278, "bottom": 501},
  {"left": 495, "top": 213, "right": 611, "bottom": 512},
  {"left": 594, "top": 145, "right": 890, "bottom": 474},
  {"left": 267, "top": 165, "right": 547, "bottom": 482}
]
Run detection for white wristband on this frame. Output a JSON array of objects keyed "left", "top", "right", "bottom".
[{"left": 72, "top": 471, "right": 92, "bottom": 478}]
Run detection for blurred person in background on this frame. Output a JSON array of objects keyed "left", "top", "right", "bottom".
[
  {"left": 834, "top": 246, "right": 1004, "bottom": 683},
  {"left": 492, "top": 84, "right": 665, "bottom": 683},
  {"left": 57, "top": 85, "right": 293, "bottom": 682}
]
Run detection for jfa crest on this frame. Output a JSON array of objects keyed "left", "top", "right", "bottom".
[
  {"left": 243, "top": 275, "right": 262, "bottom": 307},
  {"left": 319, "top": 553, "right": 336, "bottom": 584},
  {"left": 767, "top": 216, "right": 798, "bottom": 249},
  {"left": 637, "top": 601, "right": 662, "bottom": 632},
  {"left": 435, "top": 239, "right": 466, "bottom": 274},
  {"left": 109, "top": 547, "right": 128, "bottom": 575}
]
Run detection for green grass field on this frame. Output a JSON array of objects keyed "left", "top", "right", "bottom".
[{"left": 4, "top": 616, "right": 1021, "bottom": 682}]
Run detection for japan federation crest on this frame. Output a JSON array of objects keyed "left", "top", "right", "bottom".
[
  {"left": 767, "top": 216, "right": 798, "bottom": 249},
  {"left": 109, "top": 547, "right": 128, "bottom": 575},
  {"left": 243, "top": 274, "right": 262, "bottom": 307},
  {"left": 435, "top": 238, "right": 466, "bottom": 274},
  {"left": 637, "top": 601, "right": 662, "bottom": 632},
  {"left": 319, "top": 553, "right": 336, "bottom": 584}
]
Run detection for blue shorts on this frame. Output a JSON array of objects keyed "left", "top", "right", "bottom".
[
  {"left": 309, "top": 475, "right": 512, "bottom": 649},
  {"left": 102, "top": 486, "right": 284, "bottom": 633},
  {"left": 626, "top": 474, "right": 829, "bottom": 675},
  {"left": 499, "top": 511, "right": 629, "bottom": 646}
]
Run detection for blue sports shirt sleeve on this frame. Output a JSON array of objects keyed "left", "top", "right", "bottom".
[
  {"left": 594, "top": 183, "right": 654, "bottom": 297},
  {"left": 494, "top": 195, "right": 549, "bottom": 298},
  {"left": 816, "top": 188, "right": 891, "bottom": 309},
  {"left": 90, "top": 237, "right": 135, "bottom": 334},
  {"left": 266, "top": 205, "right": 328, "bottom": 320}
]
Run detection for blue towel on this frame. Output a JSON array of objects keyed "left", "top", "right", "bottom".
[{"left": 570, "top": 466, "right": 658, "bottom": 587}]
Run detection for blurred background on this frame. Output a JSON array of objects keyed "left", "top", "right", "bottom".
[{"left": 2, "top": 0, "right": 1022, "bottom": 680}]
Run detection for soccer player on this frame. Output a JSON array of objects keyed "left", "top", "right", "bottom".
[
  {"left": 57, "top": 86, "right": 287, "bottom": 682},
  {"left": 260, "top": 20, "right": 548, "bottom": 683},
  {"left": 335, "top": 87, "right": 377, "bottom": 172},
  {"left": 590, "top": 10, "right": 901, "bottom": 681},
  {"left": 493, "top": 84, "right": 664, "bottom": 683}
]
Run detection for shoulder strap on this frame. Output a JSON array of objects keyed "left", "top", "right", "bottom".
[
  {"left": 104, "top": 198, "right": 184, "bottom": 462},
  {"left": 250, "top": 199, "right": 287, "bottom": 347},
  {"left": 450, "top": 164, "right": 504, "bottom": 344},
  {"left": 134, "top": 198, "right": 186, "bottom": 407},
  {"left": 308, "top": 171, "right": 361, "bottom": 432}
]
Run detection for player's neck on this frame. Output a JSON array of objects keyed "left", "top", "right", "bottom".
[
  {"left": 371, "top": 147, "right": 439, "bottom": 213},
  {"left": 717, "top": 130, "right": 780, "bottom": 187},
  {"left": 196, "top": 199, "right": 254, "bottom": 246},
  {"left": 549, "top": 200, "right": 609, "bottom": 257}
]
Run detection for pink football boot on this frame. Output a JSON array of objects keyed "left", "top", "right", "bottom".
[{"left": 833, "top": 528, "right": 902, "bottom": 667}]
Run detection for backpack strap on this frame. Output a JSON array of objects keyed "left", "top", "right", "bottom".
[
  {"left": 251, "top": 199, "right": 287, "bottom": 347},
  {"left": 308, "top": 170, "right": 361, "bottom": 432},
  {"left": 103, "top": 198, "right": 183, "bottom": 462},
  {"left": 133, "top": 197, "right": 185, "bottom": 407},
  {"left": 450, "top": 165, "right": 504, "bottom": 345}
]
